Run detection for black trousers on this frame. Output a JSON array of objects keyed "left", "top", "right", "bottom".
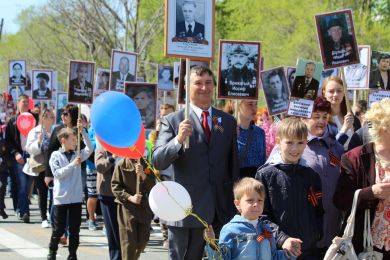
[
  {"left": 35, "top": 172, "right": 48, "bottom": 221},
  {"left": 49, "top": 203, "right": 82, "bottom": 257}
]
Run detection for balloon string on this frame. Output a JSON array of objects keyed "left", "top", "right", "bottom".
[{"left": 131, "top": 146, "right": 222, "bottom": 255}]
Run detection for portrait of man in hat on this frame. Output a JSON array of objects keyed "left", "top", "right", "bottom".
[
  {"left": 317, "top": 11, "right": 359, "bottom": 68},
  {"left": 175, "top": 1, "right": 205, "bottom": 41},
  {"left": 32, "top": 71, "right": 52, "bottom": 100},
  {"left": 218, "top": 42, "right": 259, "bottom": 99}
]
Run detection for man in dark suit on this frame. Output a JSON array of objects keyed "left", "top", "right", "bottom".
[
  {"left": 323, "top": 18, "right": 358, "bottom": 67},
  {"left": 176, "top": 1, "right": 205, "bottom": 40},
  {"left": 32, "top": 72, "right": 52, "bottom": 99},
  {"left": 110, "top": 56, "right": 135, "bottom": 91},
  {"left": 152, "top": 66, "right": 239, "bottom": 260},
  {"left": 9, "top": 62, "right": 26, "bottom": 85},
  {"left": 291, "top": 62, "right": 319, "bottom": 100},
  {"left": 68, "top": 63, "right": 93, "bottom": 104}
]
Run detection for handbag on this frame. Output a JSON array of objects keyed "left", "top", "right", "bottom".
[
  {"left": 357, "top": 210, "right": 383, "bottom": 260},
  {"left": 28, "top": 155, "right": 46, "bottom": 173},
  {"left": 323, "top": 189, "right": 360, "bottom": 260}
]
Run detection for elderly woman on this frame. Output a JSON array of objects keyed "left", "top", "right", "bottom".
[
  {"left": 301, "top": 97, "right": 344, "bottom": 257},
  {"left": 333, "top": 98, "right": 390, "bottom": 258}
]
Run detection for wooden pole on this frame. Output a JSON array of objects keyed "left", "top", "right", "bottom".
[
  {"left": 136, "top": 158, "right": 140, "bottom": 194},
  {"left": 40, "top": 101, "right": 44, "bottom": 134},
  {"left": 340, "top": 68, "right": 352, "bottom": 112},
  {"left": 77, "top": 104, "right": 81, "bottom": 156},
  {"left": 184, "top": 58, "right": 191, "bottom": 150}
]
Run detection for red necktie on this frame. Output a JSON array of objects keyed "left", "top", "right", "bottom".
[{"left": 201, "top": 111, "right": 211, "bottom": 143}]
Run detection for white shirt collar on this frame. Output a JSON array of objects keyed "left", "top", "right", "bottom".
[
  {"left": 185, "top": 21, "right": 195, "bottom": 31},
  {"left": 190, "top": 103, "right": 212, "bottom": 121}
]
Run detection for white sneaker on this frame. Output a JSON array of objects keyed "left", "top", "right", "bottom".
[{"left": 41, "top": 220, "right": 50, "bottom": 228}]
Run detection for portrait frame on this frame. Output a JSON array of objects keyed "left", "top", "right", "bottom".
[
  {"left": 177, "top": 59, "right": 210, "bottom": 104},
  {"left": 109, "top": 49, "right": 138, "bottom": 92},
  {"left": 124, "top": 82, "right": 157, "bottom": 130},
  {"left": 157, "top": 65, "right": 174, "bottom": 91},
  {"left": 32, "top": 69, "right": 53, "bottom": 101},
  {"left": 285, "top": 66, "right": 296, "bottom": 92},
  {"left": 56, "top": 92, "right": 68, "bottom": 124},
  {"left": 7, "top": 85, "right": 25, "bottom": 105},
  {"left": 315, "top": 9, "right": 359, "bottom": 69},
  {"left": 94, "top": 68, "right": 110, "bottom": 98},
  {"left": 343, "top": 45, "right": 370, "bottom": 90},
  {"left": 164, "top": 0, "right": 215, "bottom": 60},
  {"left": 217, "top": 40, "right": 261, "bottom": 100},
  {"left": 173, "top": 61, "right": 181, "bottom": 89},
  {"left": 369, "top": 50, "right": 390, "bottom": 90},
  {"left": 9, "top": 60, "right": 27, "bottom": 86},
  {"left": 260, "top": 67, "right": 290, "bottom": 116},
  {"left": 290, "top": 58, "right": 323, "bottom": 100},
  {"left": 68, "top": 60, "right": 95, "bottom": 105}
]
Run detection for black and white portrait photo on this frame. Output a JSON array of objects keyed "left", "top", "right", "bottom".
[
  {"left": 94, "top": 68, "right": 110, "bottom": 98},
  {"left": 124, "top": 83, "right": 157, "bottom": 129},
  {"left": 157, "top": 65, "right": 174, "bottom": 91},
  {"left": 369, "top": 50, "right": 390, "bottom": 90},
  {"left": 315, "top": 9, "right": 359, "bottom": 69},
  {"left": 173, "top": 61, "right": 181, "bottom": 88},
  {"left": 344, "top": 46, "right": 370, "bottom": 89},
  {"left": 9, "top": 60, "right": 27, "bottom": 86},
  {"left": 260, "top": 67, "right": 289, "bottom": 115},
  {"left": 32, "top": 70, "right": 53, "bottom": 100},
  {"left": 291, "top": 59, "right": 323, "bottom": 100},
  {"left": 286, "top": 67, "right": 296, "bottom": 92},
  {"left": 178, "top": 59, "right": 209, "bottom": 104},
  {"left": 218, "top": 40, "right": 261, "bottom": 100},
  {"left": 165, "top": 0, "right": 214, "bottom": 60},
  {"left": 109, "top": 50, "right": 137, "bottom": 92},
  {"left": 68, "top": 60, "right": 95, "bottom": 104}
]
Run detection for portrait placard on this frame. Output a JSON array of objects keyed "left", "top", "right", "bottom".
[
  {"left": 177, "top": 59, "right": 210, "bottom": 104},
  {"left": 157, "top": 65, "right": 174, "bottom": 91},
  {"left": 368, "top": 90, "right": 390, "bottom": 107},
  {"left": 32, "top": 70, "right": 53, "bottom": 101},
  {"left": 156, "top": 90, "right": 177, "bottom": 119},
  {"left": 56, "top": 92, "right": 68, "bottom": 124},
  {"left": 260, "top": 67, "right": 289, "bottom": 116},
  {"left": 68, "top": 60, "right": 95, "bottom": 104},
  {"left": 218, "top": 40, "right": 261, "bottom": 100},
  {"left": 173, "top": 61, "right": 181, "bottom": 89},
  {"left": 343, "top": 45, "right": 370, "bottom": 89},
  {"left": 124, "top": 82, "right": 157, "bottom": 130},
  {"left": 165, "top": 0, "right": 214, "bottom": 60},
  {"left": 94, "top": 68, "right": 110, "bottom": 98},
  {"left": 287, "top": 98, "right": 314, "bottom": 118},
  {"left": 286, "top": 67, "right": 296, "bottom": 92},
  {"left": 109, "top": 49, "right": 138, "bottom": 92},
  {"left": 369, "top": 50, "right": 390, "bottom": 90},
  {"left": 7, "top": 85, "right": 25, "bottom": 105},
  {"left": 291, "top": 58, "right": 323, "bottom": 101},
  {"left": 315, "top": 9, "right": 359, "bottom": 69},
  {"left": 9, "top": 60, "right": 27, "bottom": 86}
]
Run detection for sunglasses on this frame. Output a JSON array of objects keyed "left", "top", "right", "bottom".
[{"left": 62, "top": 112, "right": 69, "bottom": 116}]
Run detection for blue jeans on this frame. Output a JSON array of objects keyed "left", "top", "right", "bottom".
[{"left": 13, "top": 162, "right": 32, "bottom": 215}]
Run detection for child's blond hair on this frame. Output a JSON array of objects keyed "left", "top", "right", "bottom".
[
  {"left": 276, "top": 117, "right": 308, "bottom": 141},
  {"left": 57, "top": 127, "right": 75, "bottom": 143},
  {"left": 233, "top": 177, "right": 265, "bottom": 200}
]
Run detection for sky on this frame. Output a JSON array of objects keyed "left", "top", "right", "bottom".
[{"left": 0, "top": 0, "right": 46, "bottom": 34}]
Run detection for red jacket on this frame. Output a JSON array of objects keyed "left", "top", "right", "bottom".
[{"left": 333, "top": 142, "right": 378, "bottom": 253}]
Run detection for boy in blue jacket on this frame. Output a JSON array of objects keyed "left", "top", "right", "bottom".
[{"left": 204, "top": 177, "right": 291, "bottom": 260}]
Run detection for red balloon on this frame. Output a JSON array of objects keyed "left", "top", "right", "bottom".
[
  {"left": 28, "top": 98, "right": 34, "bottom": 111},
  {"left": 17, "top": 112, "right": 36, "bottom": 136},
  {"left": 96, "top": 125, "right": 146, "bottom": 159}
]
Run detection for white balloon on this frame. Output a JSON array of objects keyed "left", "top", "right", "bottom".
[{"left": 148, "top": 181, "right": 192, "bottom": 222}]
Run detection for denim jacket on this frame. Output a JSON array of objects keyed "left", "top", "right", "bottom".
[{"left": 206, "top": 215, "right": 289, "bottom": 260}]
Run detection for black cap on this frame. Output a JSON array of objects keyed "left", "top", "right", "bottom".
[
  {"left": 229, "top": 44, "right": 249, "bottom": 55},
  {"left": 36, "top": 73, "right": 49, "bottom": 82},
  {"left": 328, "top": 18, "right": 343, "bottom": 29}
]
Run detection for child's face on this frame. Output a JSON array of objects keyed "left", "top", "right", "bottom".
[
  {"left": 234, "top": 190, "right": 264, "bottom": 221},
  {"left": 62, "top": 133, "right": 77, "bottom": 151},
  {"left": 277, "top": 137, "right": 307, "bottom": 164}
]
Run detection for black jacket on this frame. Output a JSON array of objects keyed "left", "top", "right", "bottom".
[{"left": 256, "top": 163, "right": 324, "bottom": 258}]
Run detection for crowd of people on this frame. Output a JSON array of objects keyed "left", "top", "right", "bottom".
[{"left": 0, "top": 65, "right": 389, "bottom": 260}]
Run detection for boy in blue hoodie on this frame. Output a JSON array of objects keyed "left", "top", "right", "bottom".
[
  {"left": 204, "top": 177, "right": 291, "bottom": 260},
  {"left": 256, "top": 118, "right": 324, "bottom": 259}
]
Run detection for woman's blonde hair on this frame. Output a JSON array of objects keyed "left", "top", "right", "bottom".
[
  {"left": 321, "top": 76, "right": 347, "bottom": 117},
  {"left": 364, "top": 98, "right": 390, "bottom": 142}
]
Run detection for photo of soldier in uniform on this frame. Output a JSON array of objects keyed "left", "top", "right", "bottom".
[
  {"left": 369, "top": 50, "right": 390, "bottom": 90},
  {"left": 291, "top": 59, "right": 323, "bottom": 100},
  {"left": 9, "top": 60, "right": 27, "bottom": 86},
  {"left": 315, "top": 9, "right": 359, "bottom": 69},
  {"left": 32, "top": 70, "right": 53, "bottom": 100},
  {"left": 175, "top": 0, "right": 205, "bottom": 43},
  {"left": 260, "top": 67, "right": 289, "bottom": 115},
  {"left": 218, "top": 41, "right": 260, "bottom": 100},
  {"left": 109, "top": 50, "right": 137, "bottom": 92},
  {"left": 68, "top": 61, "right": 95, "bottom": 104}
]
